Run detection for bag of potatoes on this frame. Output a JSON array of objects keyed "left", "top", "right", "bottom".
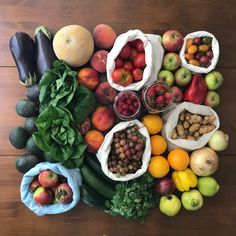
[
  {"left": 106, "top": 29, "right": 164, "bottom": 91},
  {"left": 161, "top": 102, "right": 220, "bottom": 151},
  {"left": 97, "top": 120, "right": 151, "bottom": 181},
  {"left": 179, "top": 31, "right": 220, "bottom": 74}
]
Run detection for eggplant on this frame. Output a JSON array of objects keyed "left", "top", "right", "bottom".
[
  {"left": 9, "top": 32, "right": 37, "bottom": 87},
  {"left": 35, "top": 26, "right": 57, "bottom": 77}
]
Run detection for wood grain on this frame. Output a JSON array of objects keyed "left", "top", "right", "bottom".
[{"left": 1, "top": 0, "right": 236, "bottom": 236}]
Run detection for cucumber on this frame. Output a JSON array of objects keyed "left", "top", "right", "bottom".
[
  {"left": 85, "top": 153, "right": 117, "bottom": 186},
  {"left": 80, "top": 184, "right": 107, "bottom": 209},
  {"left": 80, "top": 164, "right": 115, "bottom": 200}
]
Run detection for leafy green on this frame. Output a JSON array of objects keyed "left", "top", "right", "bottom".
[
  {"left": 39, "top": 60, "right": 78, "bottom": 111},
  {"left": 106, "top": 173, "right": 159, "bottom": 220},
  {"left": 68, "top": 85, "right": 96, "bottom": 124},
  {"left": 33, "top": 105, "right": 87, "bottom": 168}
]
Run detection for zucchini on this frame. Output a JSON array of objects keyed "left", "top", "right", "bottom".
[
  {"left": 80, "top": 164, "right": 115, "bottom": 200},
  {"left": 80, "top": 184, "right": 107, "bottom": 209},
  {"left": 85, "top": 153, "right": 117, "bottom": 186}
]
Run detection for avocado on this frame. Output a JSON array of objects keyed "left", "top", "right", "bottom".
[
  {"left": 26, "top": 84, "right": 39, "bottom": 102},
  {"left": 16, "top": 154, "right": 41, "bottom": 173},
  {"left": 15, "top": 99, "right": 39, "bottom": 117},
  {"left": 24, "top": 117, "right": 38, "bottom": 135},
  {"left": 44, "top": 151, "right": 57, "bottom": 163},
  {"left": 26, "top": 137, "right": 43, "bottom": 156},
  {"left": 9, "top": 127, "right": 29, "bottom": 149}
]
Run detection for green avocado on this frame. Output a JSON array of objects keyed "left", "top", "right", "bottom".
[
  {"left": 16, "top": 154, "right": 41, "bottom": 173},
  {"left": 24, "top": 117, "right": 38, "bottom": 135},
  {"left": 9, "top": 127, "right": 29, "bottom": 149},
  {"left": 26, "top": 137, "right": 43, "bottom": 156},
  {"left": 15, "top": 99, "right": 39, "bottom": 117},
  {"left": 26, "top": 84, "right": 39, "bottom": 102}
]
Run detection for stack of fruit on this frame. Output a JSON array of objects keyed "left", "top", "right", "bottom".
[
  {"left": 158, "top": 30, "right": 223, "bottom": 107},
  {"left": 8, "top": 24, "right": 229, "bottom": 219}
]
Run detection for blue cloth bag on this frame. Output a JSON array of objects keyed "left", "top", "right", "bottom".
[{"left": 20, "top": 162, "right": 82, "bottom": 216}]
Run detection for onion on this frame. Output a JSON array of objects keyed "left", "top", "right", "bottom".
[
  {"left": 154, "top": 177, "right": 175, "bottom": 195},
  {"left": 190, "top": 147, "right": 219, "bottom": 176},
  {"left": 208, "top": 130, "right": 229, "bottom": 151}
]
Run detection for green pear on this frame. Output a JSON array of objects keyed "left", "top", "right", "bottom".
[
  {"left": 181, "top": 189, "right": 203, "bottom": 211},
  {"left": 198, "top": 176, "right": 220, "bottom": 197},
  {"left": 159, "top": 194, "right": 181, "bottom": 216}
]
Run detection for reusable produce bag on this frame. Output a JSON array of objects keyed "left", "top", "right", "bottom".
[
  {"left": 161, "top": 102, "right": 220, "bottom": 151},
  {"left": 20, "top": 162, "right": 81, "bottom": 216},
  {"left": 179, "top": 31, "right": 219, "bottom": 73},
  {"left": 106, "top": 29, "right": 164, "bottom": 91},
  {"left": 97, "top": 120, "right": 151, "bottom": 181}
]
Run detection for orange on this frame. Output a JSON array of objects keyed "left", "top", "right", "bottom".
[
  {"left": 189, "top": 59, "right": 200, "bottom": 66},
  {"left": 186, "top": 38, "right": 193, "bottom": 50},
  {"left": 148, "top": 156, "right": 170, "bottom": 178},
  {"left": 150, "top": 135, "right": 167, "bottom": 155},
  {"left": 187, "top": 45, "right": 198, "bottom": 54},
  {"left": 167, "top": 148, "right": 190, "bottom": 171},
  {"left": 185, "top": 53, "right": 194, "bottom": 61},
  {"left": 142, "top": 114, "right": 163, "bottom": 135}
]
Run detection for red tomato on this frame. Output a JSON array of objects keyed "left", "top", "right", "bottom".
[
  {"left": 123, "top": 61, "right": 134, "bottom": 71},
  {"left": 132, "top": 68, "right": 143, "bottom": 81},
  {"left": 129, "top": 48, "right": 138, "bottom": 61},
  {"left": 133, "top": 53, "right": 146, "bottom": 68},
  {"left": 129, "top": 39, "right": 138, "bottom": 48},
  {"left": 119, "top": 43, "right": 131, "bottom": 59},
  {"left": 112, "top": 68, "right": 133, "bottom": 87},
  {"left": 115, "top": 57, "right": 124, "bottom": 68},
  {"left": 136, "top": 39, "right": 144, "bottom": 52}
]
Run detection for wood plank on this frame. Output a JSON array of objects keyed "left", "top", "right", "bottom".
[
  {"left": 0, "top": 0, "right": 236, "bottom": 67},
  {"left": 0, "top": 155, "right": 235, "bottom": 236},
  {"left": 0, "top": 67, "right": 235, "bottom": 156}
]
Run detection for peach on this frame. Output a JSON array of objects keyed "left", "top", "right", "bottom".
[
  {"left": 91, "top": 106, "right": 115, "bottom": 131},
  {"left": 93, "top": 24, "right": 117, "bottom": 49},
  {"left": 95, "top": 81, "right": 117, "bottom": 105},
  {"left": 77, "top": 67, "right": 99, "bottom": 91},
  {"left": 90, "top": 50, "right": 108, "bottom": 73},
  {"left": 84, "top": 130, "right": 105, "bottom": 153}
]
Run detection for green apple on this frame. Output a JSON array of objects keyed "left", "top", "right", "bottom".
[
  {"left": 204, "top": 91, "right": 220, "bottom": 108},
  {"left": 162, "top": 52, "right": 181, "bottom": 71},
  {"left": 198, "top": 176, "right": 220, "bottom": 197},
  {"left": 159, "top": 194, "right": 181, "bottom": 216},
  {"left": 157, "top": 70, "right": 174, "bottom": 86},
  {"left": 174, "top": 67, "right": 192, "bottom": 87},
  {"left": 205, "top": 71, "right": 224, "bottom": 90},
  {"left": 181, "top": 189, "right": 203, "bottom": 211}
]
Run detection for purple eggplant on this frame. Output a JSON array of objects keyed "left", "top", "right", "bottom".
[
  {"left": 35, "top": 26, "right": 57, "bottom": 77},
  {"left": 9, "top": 32, "right": 37, "bottom": 87}
]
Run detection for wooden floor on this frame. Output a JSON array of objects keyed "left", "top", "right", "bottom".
[{"left": 0, "top": 0, "right": 236, "bottom": 235}]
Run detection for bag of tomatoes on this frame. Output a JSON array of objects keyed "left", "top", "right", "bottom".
[
  {"left": 106, "top": 29, "right": 164, "bottom": 91},
  {"left": 179, "top": 31, "right": 219, "bottom": 73}
]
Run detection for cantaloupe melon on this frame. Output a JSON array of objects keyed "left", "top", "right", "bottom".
[{"left": 53, "top": 25, "right": 94, "bottom": 67}]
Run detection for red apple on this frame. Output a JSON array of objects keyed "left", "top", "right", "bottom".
[
  {"left": 172, "top": 86, "right": 183, "bottom": 103},
  {"left": 33, "top": 186, "right": 53, "bottom": 205},
  {"left": 162, "top": 30, "right": 183, "bottom": 52},
  {"left": 29, "top": 178, "right": 41, "bottom": 192},
  {"left": 38, "top": 170, "right": 59, "bottom": 188},
  {"left": 115, "top": 57, "right": 124, "bottom": 68},
  {"left": 55, "top": 183, "right": 73, "bottom": 204},
  {"left": 77, "top": 67, "right": 99, "bottom": 91}
]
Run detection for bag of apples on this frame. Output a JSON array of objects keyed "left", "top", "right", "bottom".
[
  {"left": 20, "top": 162, "right": 81, "bottom": 216},
  {"left": 106, "top": 29, "right": 164, "bottom": 91},
  {"left": 179, "top": 31, "right": 220, "bottom": 73}
]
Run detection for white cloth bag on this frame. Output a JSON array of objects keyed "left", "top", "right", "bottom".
[
  {"left": 161, "top": 102, "right": 220, "bottom": 151},
  {"left": 106, "top": 29, "right": 164, "bottom": 91},
  {"left": 97, "top": 120, "right": 151, "bottom": 181},
  {"left": 179, "top": 31, "right": 219, "bottom": 73}
]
